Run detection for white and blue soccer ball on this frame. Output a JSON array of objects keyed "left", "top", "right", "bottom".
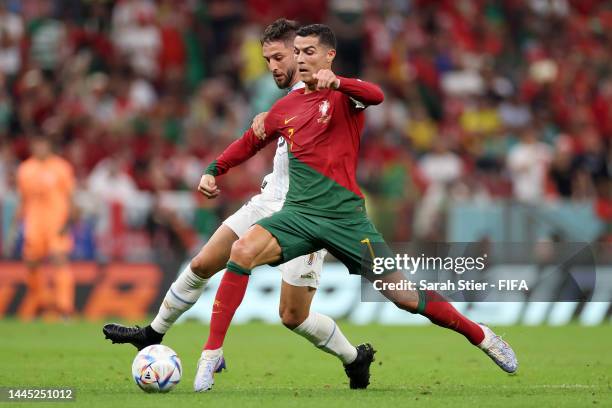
[{"left": 132, "top": 345, "right": 182, "bottom": 393}]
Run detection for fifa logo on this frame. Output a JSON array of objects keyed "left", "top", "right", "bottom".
[{"left": 318, "top": 100, "right": 331, "bottom": 123}]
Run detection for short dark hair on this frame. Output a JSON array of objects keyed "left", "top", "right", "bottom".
[
  {"left": 261, "top": 18, "right": 299, "bottom": 45},
  {"left": 295, "top": 24, "right": 337, "bottom": 49}
]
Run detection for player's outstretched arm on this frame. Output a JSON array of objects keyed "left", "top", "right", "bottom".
[
  {"left": 313, "top": 69, "right": 384, "bottom": 106},
  {"left": 199, "top": 95, "right": 288, "bottom": 199},
  {"left": 200, "top": 127, "right": 278, "bottom": 198},
  {"left": 204, "top": 128, "right": 278, "bottom": 178},
  {"left": 336, "top": 76, "right": 384, "bottom": 106}
]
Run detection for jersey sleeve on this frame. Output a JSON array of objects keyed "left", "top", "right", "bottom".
[
  {"left": 263, "top": 106, "right": 282, "bottom": 138},
  {"left": 204, "top": 127, "right": 278, "bottom": 176},
  {"left": 336, "top": 76, "right": 384, "bottom": 108}
]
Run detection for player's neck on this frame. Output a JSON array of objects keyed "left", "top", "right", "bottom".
[{"left": 304, "top": 83, "right": 317, "bottom": 94}]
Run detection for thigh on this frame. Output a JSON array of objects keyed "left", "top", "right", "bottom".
[
  {"left": 23, "top": 224, "right": 49, "bottom": 262},
  {"left": 256, "top": 210, "right": 320, "bottom": 266},
  {"left": 191, "top": 224, "right": 239, "bottom": 275},
  {"left": 238, "top": 224, "right": 283, "bottom": 267}
]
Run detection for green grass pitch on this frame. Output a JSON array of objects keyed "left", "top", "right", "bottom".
[{"left": 1, "top": 320, "right": 610, "bottom": 407}]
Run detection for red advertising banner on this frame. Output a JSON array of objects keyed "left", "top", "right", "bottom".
[{"left": 0, "top": 262, "right": 162, "bottom": 320}]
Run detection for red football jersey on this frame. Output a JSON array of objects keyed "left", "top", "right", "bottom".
[{"left": 206, "top": 76, "right": 384, "bottom": 218}]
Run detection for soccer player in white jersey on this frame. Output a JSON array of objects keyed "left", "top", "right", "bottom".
[{"left": 103, "top": 19, "right": 374, "bottom": 392}]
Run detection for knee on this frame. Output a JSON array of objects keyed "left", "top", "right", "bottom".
[
  {"left": 190, "top": 255, "right": 216, "bottom": 279},
  {"left": 279, "top": 306, "right": 307, "bottom": 330},
  {"left": 394, "top": 300, "right": 418, "bottom": 314},
  {"left": 230, "top": 238, "right": 257, "bottom": 268}
]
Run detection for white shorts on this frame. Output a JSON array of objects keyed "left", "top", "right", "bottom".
[{"left": 223, "top": 193, "right": 326, "bottom": 288}]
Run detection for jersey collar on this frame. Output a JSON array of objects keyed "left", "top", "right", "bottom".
[{"left": 288, "top": 81, "right": 305, "bottom": 93}]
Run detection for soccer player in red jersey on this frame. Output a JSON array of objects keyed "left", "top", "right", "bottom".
[
  {"left": 103, "top": 19, "right": 368, "bottom": 392},
  {"left": 197, "top": 24, "right": 518, "bottom": 389}
]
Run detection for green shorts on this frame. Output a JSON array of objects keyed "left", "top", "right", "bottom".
[{"left": 256, "top": 208, "right": 394, "bottom": 276}]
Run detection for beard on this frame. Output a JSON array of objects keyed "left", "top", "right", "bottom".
[{"left": 274, "top": 67, "right": 295, "bottom": 89}]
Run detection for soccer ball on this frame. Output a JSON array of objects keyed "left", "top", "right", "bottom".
[{"left": 132, "top": 345, "right": 182, "bottom": 393}]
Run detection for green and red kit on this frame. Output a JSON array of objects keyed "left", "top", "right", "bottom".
[{"left": 205, "top": 77, "right": 393, "bottom": 274}]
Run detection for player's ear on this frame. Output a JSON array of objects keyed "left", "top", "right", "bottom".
[{"left": 326, "top": 48, "right": 336, "bottom": 64}]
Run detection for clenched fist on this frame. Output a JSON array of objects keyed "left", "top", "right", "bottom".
[
  {"left": 312, "top": 69, "right": 340, "bottom": 90},
  {"left": 198, "top": 174, "right": 220, "bottom": 199}
]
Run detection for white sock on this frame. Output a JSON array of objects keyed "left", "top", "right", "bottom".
[
  {"left": 293, "top": 312, "right": 358, "bottom": 364},
  {"left": 150, "top": 265, "right": 208, "bottom": 334},
  {"left": 202, "top": 348, "right": 222, "bottom": 359}
]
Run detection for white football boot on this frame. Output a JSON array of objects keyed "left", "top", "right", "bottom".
[
  {"left": 194, "top": 349, "right": 227, "bottom": 392},
  {"left": 478, "top": 324, "right": 518, "bottom": 374}
]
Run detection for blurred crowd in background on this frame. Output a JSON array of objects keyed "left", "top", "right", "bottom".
[{"left": 1, "top": 0, "right": 612, "bottom": 259}]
